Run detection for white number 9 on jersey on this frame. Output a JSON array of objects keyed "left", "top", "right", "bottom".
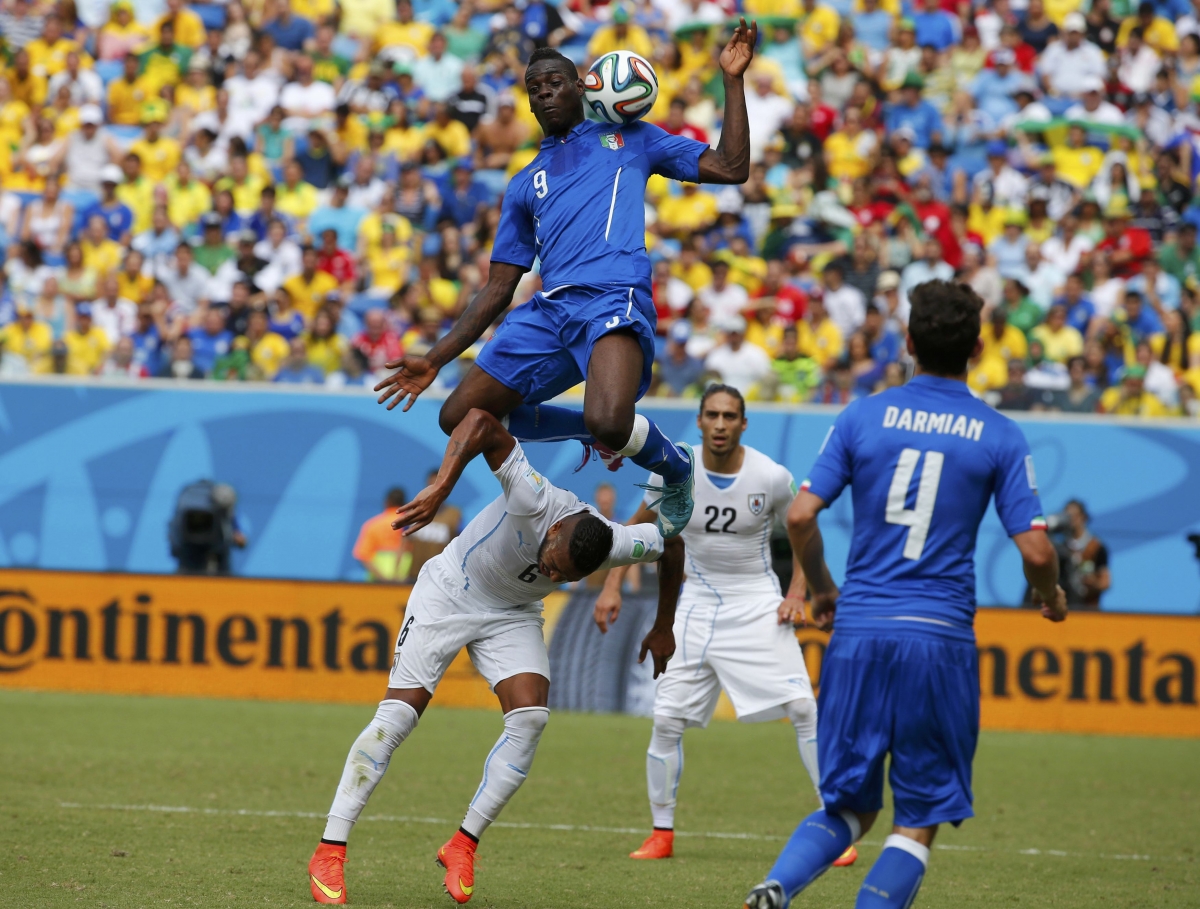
[
  {"left": 533, "top": 169, "right": 548, "bottom": 198},
  {"left": 885, "top": 448, "right": 944, "bottom": 561}
]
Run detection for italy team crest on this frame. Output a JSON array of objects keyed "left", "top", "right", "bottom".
[
  {"left": 748, "top": 493, "right": 766, "bottom": 515},
  {"left": 600, "top": 131, "right": 625, "bottom": 150}
]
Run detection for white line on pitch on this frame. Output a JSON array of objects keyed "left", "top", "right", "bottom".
[{"left": 56, "top": 803, "right": 1168, "bottom": 862}]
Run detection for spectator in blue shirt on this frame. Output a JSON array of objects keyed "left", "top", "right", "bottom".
[
  {"left": 296, "top": 127, "right": 341, "bottom": 189},
  {"left": 853, "top": 0, "right": 894, "bottom": 52},
  {"left": 308, "top": 179, "right": 367, "bottom": 250},
  {"left": 262, "top": 6, "right": 314, "bottom": 51},
  {"left": 1057, "top": 273, "right": 1096, "bottom": 334},
  {"left": 1118, "top": 290, "right": 1165, "bottom": 341},
  {"left": 1125, "top": 258, "right": 1182, "bottom": 312},
  {"left": 654, "top": 320, "right": 705, "bottom": 397},
  {"left": 969, "top": 48, "right": 1023, "bottom": 122},
  {"left": 912, "top": 0, "right": 958, "bottom": 51},
  {"left": 86, "top": 165, "right": 134, "bottom": 241},
  {"left": 130, "top": 304, "right": 164, "bottom": 377},
  {"left": 188, "top": 307, "right": 234, "bottom": 375},
  {"left": 438, "top": 160, "right": 491, "bottom": 227},
  {"left": 884, "top": 74, "right": 944, "bottom": 148},
  {"left": 274, "top": 337, "right": 325, "bottom": 384},
  {"left": 862, "top": 304, "right": 901, "bottom": 364}
]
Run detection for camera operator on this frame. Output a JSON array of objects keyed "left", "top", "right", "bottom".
[
  {"left": 169, "top": 481, "right": 247, "bottom": 575},
  {"left": 1047, "top": 500, "right": 1110, "bottom": 610}
]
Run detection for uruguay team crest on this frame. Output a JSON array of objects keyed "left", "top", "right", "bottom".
[
  {"left": 600, "top": 131, "right": 625, "bottom": 150},
  {"left": 748, "top": 493, "right": 766, "bottom": 516}
]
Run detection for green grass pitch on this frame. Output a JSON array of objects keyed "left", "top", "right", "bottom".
[{"left": 2, "top": 690, "right": 1197, "bottom": 907}]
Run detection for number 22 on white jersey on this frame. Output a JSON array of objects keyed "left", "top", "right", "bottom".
[{"left": 885, "top": 448, "right": 944, "bottom": 561}]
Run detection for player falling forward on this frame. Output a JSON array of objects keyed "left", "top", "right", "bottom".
[
  {"left": 743, "top": 280, "right": 1068, "bottom": 909},
  {"left": 374, "top": 22, "right": 760, "bottom": 538},
  {"left": 594, "top": 385, "right": 853, "bottom": 866},
  {"left": 307, "top": 409, "right": 684, "bottom": 905}
]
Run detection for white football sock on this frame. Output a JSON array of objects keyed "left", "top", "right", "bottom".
[
  {"left": 461, "top": 706, "right": 549, "bottom": 839},
  {"left": 323, "top": 699, "right": 419, "bottom": 842},
  {"left": 616, "top": 414, "right": 650, "bottom": 456},
  {"left": 646, "top": 715, "right": 686, "bottom": 830},
  {"left": 785, "top": 698, "right": 821, "bottom": 803}
]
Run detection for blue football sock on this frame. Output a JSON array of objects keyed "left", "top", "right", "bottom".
[
  {"left": 505, "top": 405, "right": 591, "bottom": 443},
  {"left": 855, "top": 835, "right": 929, "bottom": 908},
  {"left": 766, "top": 809, "right": 859, "bottom": 901},
  {"left": 621, "top": 415, "right": 691, "bottom": 485}
]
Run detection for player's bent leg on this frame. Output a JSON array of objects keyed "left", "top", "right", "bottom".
[
  {"left": 437, "top": 364, "right": 526, "bottom": 436},
  {"left": 744, "top": 810, "right": 875, "bottom": 908},
  {"left": 310, "top": 689, "right": 429, "bottom": 903},
  {"left": 783, "top": 698, "right": 820, "bottom": 800},
  {"left": 439, "top": 673, "right": 549, "bottom": 904},
  {"left": 855, "top": 829, "right": 935, "bottom": 908},
  {"left": 631, "top": 714, "right": 686, "bottom": 859}
]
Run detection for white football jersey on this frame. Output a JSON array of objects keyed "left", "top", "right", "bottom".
[
  {"left": 645, "top": 446, "right": 797, "bottom": 605},
  {"left": 431, "top": 443, "right": 665, "bottom": 610}
]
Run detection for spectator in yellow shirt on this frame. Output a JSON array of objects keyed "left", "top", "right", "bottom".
[
  {"left": 979, "top": 305, "right": 1028, "bottom": 366},
  {"left": 0, "top": 80, "right": 31, "bottom": 150},
  {"left": 1052, "top": 125, "right": 1104, "bottom": 189},
  {"left": 106, "top": 53, "right": 155, "bottom": 126},
  {"left": 340, "top": 0, "right": 397, "bottom": 40},
  {"left": 588, "top": 6, "right": 654, "bottom": 60},
  {"left": 153, "top": 0, "right": 207, "bottom": 49},
  {"left": 671, "top": 241, "right": 714, "bottom": 291},
  {"left": 657, "top": 182, "right": 720, "bottom": 236},
  {"left": 118, "top": 250, "right": 155, "bottom": 304},
  {"left": 97, "top": 1, "right": 151, "bottom": 61},
  {"left": 116, "top": 152, "right": 156, "bottom": 235},
  {"left": 366, "top": 222, "right": 411, "bottom": 294},
  {"left": 1099, "top": 365, "right": 1170, "bottom": 416},
  {"left": 800, "top": 0, "right": 841, "bottom": 56},
  {"left": 275, "top": 160, "right": 320, "bottom": 222},
  {"left": 129, "top": 106, "right": 181, "bottom": 183},
  {"left": 1031, "top": 303, "right": 1085, "bottom": 362},
  {"left": 1116, "top": 3, "right": 1178, "bottom": 53},
  {"left": 165, "top": 161, "right": 212, "bottom": 228},
  {"left": 374, "top": 0, "right": 434, "bottom": 55},
  {"left": 305, "top": 308, "right": 349, "bottom": 375},
  {"left": 7, "top": 49, "right": 48, "bottom": 109},
  {"left": 246, "top": 308, "right": 291, "bottom": 378},
  {"left": 214, "top": 154, "right": 267, "bottom": 214},
  {"left": 796, "top": 294, "right": 845, "bottom": 368},
  {"left": 284, "top": 246, "right": 340, "bottom": 321},
  {"left": 0, "top": 306, "right": 54, "bottom": 373},
  {"left": 63, "top": 304, "right": 112, "bottom": 374},
  {"left": 81, "top": 214, "right": 123, "bottom": 275},
  {"left": 423, "top": 102, "right": 471, "bottom": 158},
  {"left": 26, "top": 16, "right": 87, "bottom": 78},
  {"left": 824, "top": 107, "right": 878, "bottom": 180}
]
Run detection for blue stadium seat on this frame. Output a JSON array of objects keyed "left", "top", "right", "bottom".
[
  {"left": 193, "top": 3, "right": 227, "bottom": 30},
  {"left": 106, "top": 125, "right": 144, "bottom": 147},
  {"left": 95, "top": 60, "right": 124, "bottom": 86}
]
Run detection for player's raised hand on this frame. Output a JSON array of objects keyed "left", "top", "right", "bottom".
[
  {"left": 718, "top": 17, "right": 758, "bottom": 78},
  {"left": 808, "top": 588, "right": 839, "bottom": 632},
  {"left": 594, "top": 587, "right": 623, "bottom": 633},
  {"left": 391, "top": 483, "right": 447, "bottom": 536},
  {"left": 638, "top": 624, "right": 676, "bottom": 679},
  {"left": 374, "top": 353, "right": 440, "bottom": 412},
  {"left": 777, "top": 594, "right": 808, "bottom": 627},
  {"left": 1033, "top": 585, "right": 1068, "bottom": 623}
]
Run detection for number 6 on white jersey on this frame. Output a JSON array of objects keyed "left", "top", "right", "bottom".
[
  {"left": 885, "top": 448, "right": 944, "bottom": 561},
  {"left": 533, "top": 169, "right": 548, "bottom": 198}
]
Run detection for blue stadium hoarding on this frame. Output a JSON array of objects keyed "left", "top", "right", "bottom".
[{"left": 0, "top": 377, "right": 1197, "bottom": 613}]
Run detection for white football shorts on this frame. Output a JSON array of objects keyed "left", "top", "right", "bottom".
[
  {"left": 388, "top": 565, "right": 550, "bottom": 693},
  {"left": 654, "top": 598, "right": 814, "bottom": 728}
]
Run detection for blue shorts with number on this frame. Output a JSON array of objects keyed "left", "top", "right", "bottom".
[
  {"left": 475, "top": 283, "right": 657, "bottom": 405},
  {"left": 817, "top": 629, "right": 980, "bottom": 829}
]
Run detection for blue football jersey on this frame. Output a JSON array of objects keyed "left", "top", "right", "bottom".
[
  {"left": 491, "top": 119, "right": 708, "bottom": 291},
  {"left": 802, "top": 375, "right": 1045, "bottom": 638}
]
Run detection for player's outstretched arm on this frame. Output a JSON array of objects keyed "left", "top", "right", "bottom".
[
  {"left": 595, "top": 503, "right": 659, "bottom": 633},
  {"left": 392, "top": 409, "right": 516, "bottom": 535},
  {"left": 696, "top": 17, "right": 756, "bottom": 185},
  {"left": 375, "top": 262, "right": 527, "bottom": 411},
  {"left": 786, "top": 490, "right": 839, "bottom": 631},
  {"left": 1014, "top": 530, "right": 1068, "bottom": 622},
  {"left": 639, "top": 535, "right": 684, "bottom": 678}
]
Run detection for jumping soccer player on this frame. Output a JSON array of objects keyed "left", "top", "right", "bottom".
[
  {"left": 593, "top": 385, "right": 854, "bottom": 866},
  {"left": 307, "top": 409, "right": 684, "bottom": 905},
  {"left": 743, "top": 280, "right": 1068, "bottom": 909},
  {"left": 373, "top": 21, "right": 760, "bottom": 538}
]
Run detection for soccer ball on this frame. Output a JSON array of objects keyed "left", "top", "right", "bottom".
[{"left": 583, "top": 50, "right": 659, "bottom": 125}]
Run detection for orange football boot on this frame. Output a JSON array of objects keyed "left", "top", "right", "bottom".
[
  {"left": 436, "top": 831, "right": 478, "bottom": 904},
  {"left": 833, "top": 844, "right": 859, "bottom": 867},
  {"left": 629, "top": 829, "right": 674, "bottom": 859},
  {"left": 308, "top": 842, "right": 347, "bottom": 904}
]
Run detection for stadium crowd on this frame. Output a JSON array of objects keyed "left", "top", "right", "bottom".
[{"left": 0, "top": 0, "right": 1198, "bottom": 417}]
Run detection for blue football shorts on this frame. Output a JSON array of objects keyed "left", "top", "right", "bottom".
[
  {"left": 816, "top": 630, "right": 980, "bottom": 829},
  {"left": 475, "top": 283, "right": 657, "bottom": 405}
]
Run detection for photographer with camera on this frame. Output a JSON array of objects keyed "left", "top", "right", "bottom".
[
  {"left": 1045, "top": 500, "right": 1110, "bottom": 610},
  {"left": 169, "top": 481, "right": 247, "bottom": 575}
]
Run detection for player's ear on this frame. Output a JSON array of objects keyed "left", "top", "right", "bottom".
[{"left": 972, "top": 336, "right": 983, "bottom": 358}]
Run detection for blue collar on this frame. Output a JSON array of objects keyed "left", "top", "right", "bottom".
[
  {"left": 908, "top": 373, "right": 971, "bottom": 393},
  {"left": 539, "top": 118, "right": 588, "bottom": 150}
]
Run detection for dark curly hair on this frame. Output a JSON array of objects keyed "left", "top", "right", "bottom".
[
  {"left": 908, "top": 280, "right": 983, "bottom": 377},
  {"left": 568, "top": 513, "right": 615, "bottom": 577},
  {"left": 526, "top": 47, "right": 577, "bottom": 79}
]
